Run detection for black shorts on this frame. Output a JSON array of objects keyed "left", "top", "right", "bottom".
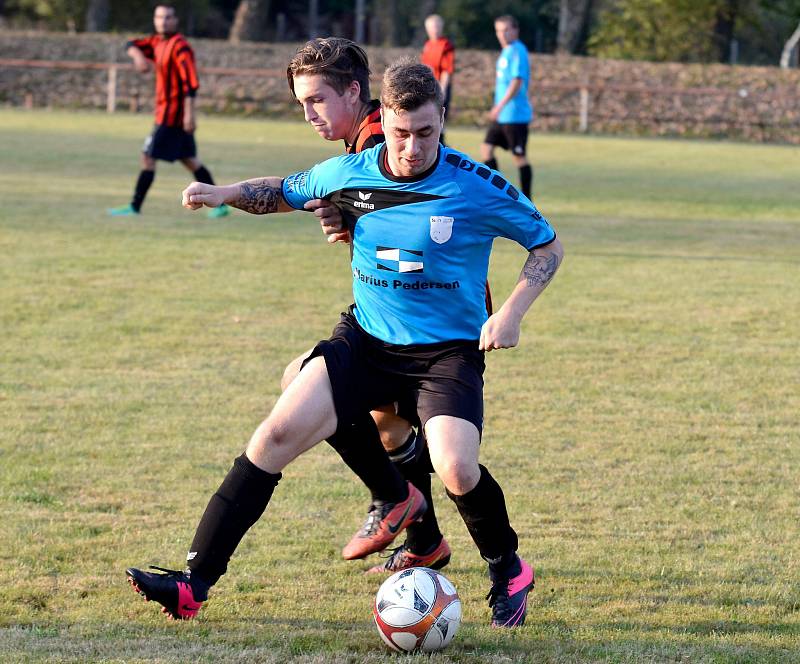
[
  {"left": 484, "top": 122, "right": 529, "bottom": 156},
  {"left": 306, "top": 308, "right": 485, "bottom": 433},
  {"left": 142, "top": 124, "right": 197, "bottom": 162}
]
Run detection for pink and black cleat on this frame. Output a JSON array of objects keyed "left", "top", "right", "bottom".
[
  {"left": 486, "top": 556, "right": 535, "bottom": 628},
  {"left": 126, "top": 565, "right": 205, "bottom": 620}
]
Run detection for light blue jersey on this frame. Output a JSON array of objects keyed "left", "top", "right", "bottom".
[
  {"left": 282, "top": 145, "right": 555, "bottom": 345},
  {"left": 495, "top": 40, "right": 532, "bottom": 124}
]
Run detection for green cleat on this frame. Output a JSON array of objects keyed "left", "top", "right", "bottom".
[
  {"left": 207, "top": 205, "right": 230, "bottom": 219},
  {"left": 108, "top": 204, "right": 139, "bottom": 217}
]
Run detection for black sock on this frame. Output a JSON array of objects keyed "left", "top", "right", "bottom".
[
  {"left": 131, "top": 169, "right": 154, "bottom": 212},
  {"left": 326, "top": 412, "right": 407, "bottom": 505},
  {"left": 193, "top": 166, "right": 215, "bottom": 185},
  {"left": 446, "top": 465, "right": 518, "bottom": 574},
  {"left": 485, "top": 158, "right": 498, "bottom": 171},
  {"left": 186, "top": 453, "right": 281, "bottom": 587},
  {"left": 390, "top": 430, "right": 442, "bottom": 554},
  {"left": 519, "top": 164, "right": 532, "bottom": 199}
]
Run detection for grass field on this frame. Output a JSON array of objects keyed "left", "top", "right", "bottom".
[{"left": 1, "top": 108, "right": 799, "bottom": 663}]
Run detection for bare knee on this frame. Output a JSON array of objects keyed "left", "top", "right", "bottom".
[
  {"left": 436, "top": 458, "right": 480, "bottom": 495},
  {"left": 140, "top": 154, "right": 156, "bottom": 170},
  {"left": 480, "top": 143, "right": 494, "bottom": 162}
]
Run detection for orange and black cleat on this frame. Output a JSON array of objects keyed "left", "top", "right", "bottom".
[{"left": 342, "top": 482, "right": 427, "bottom": 560}]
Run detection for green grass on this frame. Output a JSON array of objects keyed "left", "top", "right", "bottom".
[{"left": 1, "top": 108, "right": 799, "bottom": 663}]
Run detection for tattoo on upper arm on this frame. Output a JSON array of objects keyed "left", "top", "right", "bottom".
[
  {"left": 522, "top": 250, "right": 560, "bottom": 288},
  {"left": 235, "top": 180, "right": 282, "bottom": 214}
]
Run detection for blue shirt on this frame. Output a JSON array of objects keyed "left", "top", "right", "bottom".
[
  {"left": 495, "top": 40, "right": 532, "bottom": 124},
  {"left": 282, "top": 145, "right": 555, "bottom": 345}
]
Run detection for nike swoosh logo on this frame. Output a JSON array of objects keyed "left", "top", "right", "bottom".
[
  {"left": 181, "top": 604, "right": 198, "bottom": 612},
  {"left": 386, "top": 498, "right": 414, "bottom": 534}
]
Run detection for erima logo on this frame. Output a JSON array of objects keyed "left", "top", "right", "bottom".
[{"left": 354, "top": 191, "right": 375, "bottom": 210}]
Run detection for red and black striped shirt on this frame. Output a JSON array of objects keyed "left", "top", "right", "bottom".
[
  {"left": 345, "top": 100, "right": 384, "bottom": 154},
  {"left": 128, "top": 33, "right": 199, "bottom": 128}
]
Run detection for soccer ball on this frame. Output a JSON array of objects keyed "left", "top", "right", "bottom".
[{"left": 373, "top": 567, "right": 461, "bottom": 652}]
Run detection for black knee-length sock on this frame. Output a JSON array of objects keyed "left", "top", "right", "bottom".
[
  {"left": 519, "top": 164, "right": 532, "bottom": 199},
  {"left": 390, "top": 431, "right": 442, "bottom": 554},
  {"left": 326, "top": 412, "right": 407, "bottom": 505},
  {"left": 447, "top": 465, "right": 519, "bottom": 575},
  {"left": 193, "top": 166, "right": 215, "bottom": 185},
  {"left": 131, "top": 170, "right": 154, "bottom": 212},
  {"left": 186, "top": 454, "right": 281, "bottom": 586}
]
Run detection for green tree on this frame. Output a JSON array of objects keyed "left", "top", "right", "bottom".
[{"left": 588, "top": 0, "right": 723, "bottom": 62}]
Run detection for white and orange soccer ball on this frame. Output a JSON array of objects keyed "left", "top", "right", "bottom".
[{"left": 373, "top": 567, "right": 461, "bottom": 653}]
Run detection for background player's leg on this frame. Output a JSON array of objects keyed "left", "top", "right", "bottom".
[
  {"left": 512, "top": 153, "right": 532, "bottom": 199},
  {"left": 181, "top": 156, "right": 228, "bottom": 218},
  {"left": 109, "top": 153, "right": 155, "bottom": 216},
  {"left": 480, "top": 142, "right": 497, "bottom": 171}
]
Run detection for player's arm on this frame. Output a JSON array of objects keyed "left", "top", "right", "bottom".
[
  {"left": 176, "top": 45, "right": 199, "bottom": 133},
  {"left": 183, "top": 95, "right": 196, "bottom": 133},
  {"left": 182, "top": 177, "right": 294, "bottom": 214},
  {"left": 125, "top": 39, "right": 153, "bottom": 73},
  {"left": 479, "top": 237, "right": 563, "bottom": 352},
  {"left": 489, "top": 78, "right": 522, "bottom": 121}
]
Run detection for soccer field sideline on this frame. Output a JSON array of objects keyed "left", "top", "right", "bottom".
[{"left": 1, "top": 110, "right": 799, "bottom": 662}]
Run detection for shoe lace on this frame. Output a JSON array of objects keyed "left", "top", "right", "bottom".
[
  {"left": 486, "top": 578, "right": 512, "bottom": 621},
  {"left": 148, "top": 565, "right": 187, "bottom": 578},
  {"left": 379, "top": 545, "right": 410, "bottom": 570},
  {"left": 358, "top": 502, "right": 393, "bottom": 537}
]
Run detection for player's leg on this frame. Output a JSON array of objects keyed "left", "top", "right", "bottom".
[
  {"left": 127, "top": 356, "right": 338, "bottom": 619},
  {"left": 481, "top": 121, "right": 505, "bottom": 172},
  {"left": 281, "top": 347, "right": 412, "bottom": 526},
  {"left": 425, "top": 415, "right": 534, "bottom": 628},
  {"left": 417, "top": 349, "right": 533, "bottom": 627},
  {"left": 180, "top": 137, "right": 228, "bottom": 218},
  {"left": 366, "top": 406, "right": 450, "bottom": 573},
  {"left": 507, "top": 124, "right": 532, "bottom": 199},
  {"left": 278, "top": 314, "right": 427, "bottom": 561},
  {"left": 108, "top": 139, "right": 156, "bottom": 216}
]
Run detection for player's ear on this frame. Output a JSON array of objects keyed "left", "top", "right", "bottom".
[{"left": 349, "top": 80, "right": 361, "bottom": 103}]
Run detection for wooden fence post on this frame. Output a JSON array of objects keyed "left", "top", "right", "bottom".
[
  {"left": 579, "top": 85, "right": 589, "bottom": 133},
  {"left": 106, "top": 65, "right": 117, "bottom": 113}
]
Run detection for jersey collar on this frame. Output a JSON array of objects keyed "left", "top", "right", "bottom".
[{"left": 378, "top": 144, "right": 441, "bottom": 183}]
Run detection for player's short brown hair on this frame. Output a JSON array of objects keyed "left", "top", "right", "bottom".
[
  {"left": 380, "top": 59, "right": 443, "bottom": 113},
  {"left": 287, "top": 38, "right": 371, "bottom": 103}
]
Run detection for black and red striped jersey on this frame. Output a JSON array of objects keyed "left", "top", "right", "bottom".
[
  {"left": 345, "top": 100, "right": 384, "bottom": 154},
  {"left": 128, "top": 33, "right": 199, "bottom": 128}
]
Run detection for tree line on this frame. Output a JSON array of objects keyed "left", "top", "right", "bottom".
[{"left": 2, "top": 0, "right": 800, "bottom": 66}]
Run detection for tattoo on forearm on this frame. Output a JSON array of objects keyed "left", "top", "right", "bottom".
[
  {"left": 523, "top": 251, "right": 560, "bottom": 288},
  {"left": 235, "top": 180, "right": 281, "bottom": 214}
]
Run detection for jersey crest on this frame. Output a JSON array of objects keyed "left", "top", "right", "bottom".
[{"left": 429, "top": 216, "right": 454, "bottom": 244}]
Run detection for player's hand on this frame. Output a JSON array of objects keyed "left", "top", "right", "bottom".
[
  {"left": 304, "top": 199, "right": 350, "bottom": 244},
  {"left": 133, "top": 56, "right": 151, "bottom": 73},
  {"left": 183, "top": 114, "right": 196, "bottom": 133},
  {"left": 182, "top": 181, "right": 226, "bottom": 210},
  {"left": 479, "top": 308, "right": 522, "bottom": 352}
]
